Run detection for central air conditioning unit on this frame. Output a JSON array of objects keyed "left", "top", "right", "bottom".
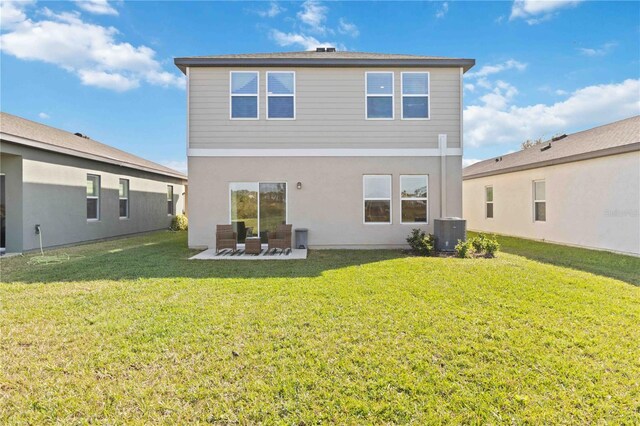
[{"left": 434, "top": 218, "right": 466, "bottom": 252}]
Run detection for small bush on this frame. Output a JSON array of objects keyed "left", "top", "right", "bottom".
[
  {"left": 170, "top": 214, "right": 188, "bottom": 231},
  {"left": 457, "top": 233, "right": 500, "bottom": 258},
  {"left": 455, "top": 239, "right": 475, "bottom": 258},
  {"left": 406, "top": 228, "right": 436, "bottom": 256}
]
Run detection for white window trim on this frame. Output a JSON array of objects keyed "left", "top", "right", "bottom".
[
  {"left": 119, "top": 178, "right": 129, "bottom": 219},
  {"left": 365, "top": 72, "right": 394, "bottom": 120},
  {"left": 533, "top": 179, "right": 546, "bottom": 222},
  {"left": 87, "top": 174, "right": 100, "bottom": 222},
  {"left": 229, "top": 71, "right": 259, "bottom": 120},
  {"left": 266, "top": 71, "right": 296, "bottom": 120},
  {"left": 167, "top": 185, "right": 174, "bottom": 216},
  {"left": 485, "top": 185, "right": 493, "bottom": 219},
  {"left": 363, "top": 175, "right": 392, "bottom": 224},
  {"left": 228, "top": 182, "right": 289, "bottom": 239},
  {"left": 400, "top": 175, "right": 429, "bottom": 225},
  {"left": 401, "top": 72, "right": 430, "bottom": 121}
]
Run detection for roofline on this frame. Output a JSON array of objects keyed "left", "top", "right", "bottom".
[
  {"left": 463, "top": 142, "right": 640, "bottom": 180},
  {"left": 174, "top": 57, "right": 476, "bottom": 74},
  {"left": 1, "top": 133, "right": 188, "bottom": 181}
]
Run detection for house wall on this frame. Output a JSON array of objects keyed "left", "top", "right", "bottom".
[
  {"left": 462, "top": 151, "right": 640, "bottom": 255},
  {"left": 0, "top": 152, "right": 23, "bottom": 253},
  {"left": 188, "top": 155, "right": 461, "bottom": 249},
  {"left": 1, "top": 141, "right": 186, "bottom": 252},
  {"left": 188, "top": 66, "right": 462, "bottom": 150}
]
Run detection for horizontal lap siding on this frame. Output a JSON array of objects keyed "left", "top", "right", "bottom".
[{"left": 188, "top": 67, "right": 461, "bottom": 150}]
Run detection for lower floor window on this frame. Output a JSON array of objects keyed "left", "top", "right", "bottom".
[
  {"left": 400, "top": 175, "right": 428, "bottom": 223},
  {"left": 86, "top": 174, "right": 100, "bottom": 220},
  {"left": 363, "top": 175, "right": 392, "bottom": 223},
  {"left": 533, "top": 180, "right": 546, "bottom": 222},
  {"left": 119, "top": 179, "right": 129, "bottom": 218},
  {"left": 167, "top": 185, "right": 174, "bottom": 215}
]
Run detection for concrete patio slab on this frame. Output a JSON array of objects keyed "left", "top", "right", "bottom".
[{"left": 190, "top": 246, "right": 307, "bottom": 260}]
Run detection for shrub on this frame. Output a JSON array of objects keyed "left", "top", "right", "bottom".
[
  {"left": 458, "top": 233, "right": 500, "bottom": 258},
  {"left": 170, "top": 214, "right": 188, "bottom": 231},
  {"left": 455, "top": 239, "right": 475, "bottom": 258},
  {"left": 482, "top": 236, "right": 500, "bottom": 257},
  {"left": 406, "top": 228, "right": 435, "bottom": 256}
]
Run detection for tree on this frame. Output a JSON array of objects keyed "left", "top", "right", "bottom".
[{"left": 521, "top": 137, "right": 544, "bottom": 150}]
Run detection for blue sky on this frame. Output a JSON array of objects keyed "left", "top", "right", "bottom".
[{"left": 1, "top": 0, "right": 639, "bottom": 171}]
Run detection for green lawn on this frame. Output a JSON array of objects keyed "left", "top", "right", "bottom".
[{"left": 1, "top": 231, "right": 639, "bottom": 424}]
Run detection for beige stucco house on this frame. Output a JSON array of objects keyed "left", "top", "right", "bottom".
[
  {"left": 174, "top": 49, "right": 475, "bottom": 249},
  {"left": 0, "top": 112, "right": 187, "bottom": 254},
  {"left": 463, "top": 116, "right": 640, "bottom": 256}
]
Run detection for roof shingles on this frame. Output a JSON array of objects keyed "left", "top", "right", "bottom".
[
  {"left": 0, "top": 112, "right": 186, "bottom": 180},
  {"left": 463, "top": 115, "right": 640, "bottom": 179}
]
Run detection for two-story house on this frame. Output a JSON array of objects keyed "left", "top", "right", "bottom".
[{"left": 174, "top": 49, "right": 474, "bottom": 249}]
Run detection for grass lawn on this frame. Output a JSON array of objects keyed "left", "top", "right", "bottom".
[{"left": 1, "top": 231, "right": 639, "bottom": 424}]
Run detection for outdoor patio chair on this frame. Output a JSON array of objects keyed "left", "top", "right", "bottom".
[
  {"left": 267, "top": 224, "right": 292, "bottom": 251},
  {"left": 216, "top": 224, "right": 237, "bottom": 253}
]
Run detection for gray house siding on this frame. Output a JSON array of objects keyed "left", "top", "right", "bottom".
[
  {"left": 188, "top": 67, "right": 461, "bottom": 150},
  {"left": 1, "top": 141, "right": 186, "bottom": 252}
]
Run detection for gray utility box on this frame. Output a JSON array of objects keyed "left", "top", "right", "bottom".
[
  {"left": 295, "top": 228, "right": 308, "bottom": 249},
  {"left": 434, "top": 218, "right": 466, "bottom": 252}
]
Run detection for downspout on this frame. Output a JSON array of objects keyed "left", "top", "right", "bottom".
[{"left": 439, "top": 134, "right": 447, "bottom": 218}]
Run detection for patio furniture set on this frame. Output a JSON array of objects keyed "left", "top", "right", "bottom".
[{"left": 216, "top": 224, "right": 293, "bottom": 256}]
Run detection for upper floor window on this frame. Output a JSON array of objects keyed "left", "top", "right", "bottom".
[
  {"left": 87, "top": 174, "right": 100, "bottom": 221},
  {"left": 230, "top": 71, "right": 258, "bottom": 119},
  {"left": 400, "top": 175, "right": 428, "bottom": 224},
  {"left": 366, "top": 72, "right": 394, "bottom": 119},
  {"left": 485, "top": 186, "right": 493, "bottom": 219},
  {"left": 167, "top": 185, "right": 174, "bottom": 216},
  {"left": 267, "top": 72, "right": 295, "bottom": 119},
  {"left": 401, "top": 72, "right": 429, "bottom": 119},
  {"left": 363, "top": 175, "right": 392, "bottom": 224},
  {"left": 533, "top": 180, "right": 546, "bottom": 222},
  {"left": 119, "top": 179, "right": 129, "bottom": 219}
]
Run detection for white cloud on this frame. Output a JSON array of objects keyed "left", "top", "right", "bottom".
[
  {"left": 269, "top": 29, "right": 343, "bottom": 51},
  {"left": 462, "top": 158, "right": 481, "bottom": 168},
  {"left": 297, "top": 0, "right": 329, "bottom": 34},
  {"left": 555, "top": 89, "right": 568, "bottom": 96},
  {"left": 464, "top": 79, "right": 640, "bottom": 148},
  {"left": 38, "top": 112, "right": 50, "bottom": 119},
  {"left": 436, "top": 2, "right": 449, "bottom": 19},
  {"left": 467, "top": 59, "right": 527, "bottom": 79},
  {"left": 578, "top": 42, "right": 617, "bottom": 57},
  {"left": 0, "top": 0, "right": 35, "bottom": 29},
  {"left": 464, "top": 83, "right": 475, "bottom": 92},
  {"left": 161, "top": 160, "right": 187, "bottom": 174},
  {"left": 74, "top": 0, "right": 118, "bottom": 16},
  {"left": 338, "top": 18, "right": 358, "bottom": 37},
  {"left": 255, "top": 1, "right": 284, "bottom": 18},
  {"left": 0, "top": 6, "right": 184, "bottom": 92},
  {"left": 510, "top": 0, "right": 584, "bottom": 24}
]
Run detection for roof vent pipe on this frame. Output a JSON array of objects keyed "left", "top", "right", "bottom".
[{"left": 551, "top": 134, "right": 567, "bottom": 142}]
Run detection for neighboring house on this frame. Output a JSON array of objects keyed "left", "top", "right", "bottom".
[
  {"left": 174, "top": 49, "right": 475, "bottom": 249},
  {"left": 463, "top": 116, "right": 640, "bottom": 256},
  {"left": 0, "top": 112, "right": 187, "bottom": 254}
]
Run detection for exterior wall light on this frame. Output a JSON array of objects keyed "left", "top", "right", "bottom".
[{"left": 297, "top": 182, "right": 302, "bottom": 190}]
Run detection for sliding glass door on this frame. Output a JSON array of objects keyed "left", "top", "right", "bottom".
[{"left": 230, "top": 182, "right": 287, "bottom": 243}]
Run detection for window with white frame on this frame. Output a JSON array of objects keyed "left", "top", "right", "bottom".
[
  {"left": 402, "top": 72, "right": 429, "bottom": 119},
  {"left": 363, "top": 175, "right": 392, "bottom": 223},
  {"left": 119, "top": 179, "right": 129, "bottom": 219},
  {"left": 400, "top": 175, "right": 428, "bottom": 223},
  {"left": 485, "top": 186, "right": 494, "bottom": 219},
  {"left": 267, "top": 71, "right": 295, "bottom": 119},
  {"left": 86, "top": 174, "right": 100, "bottom": 220},
  {"left": 230, "top": 71, "right": 258, "bottom": 119},
  {"left": 366, "top": 72, "right": 394, "bottom": 119},
  {"left": 533, "top": 180, "right": 546, "bottom": 222},
  {"left": 167, "top": 185, "right": 174, "bottom": 216}
]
